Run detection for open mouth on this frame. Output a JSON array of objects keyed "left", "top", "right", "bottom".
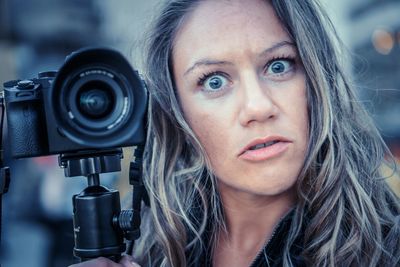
[
  {"left": 239, "top": 138, "right": 291, "bottom": 161},
  {"left": 248, "top": 140, "right": 279, "bottom": 150}
]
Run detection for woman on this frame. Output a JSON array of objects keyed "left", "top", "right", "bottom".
[{"left": 71, "top": 0, "right": 400, "bottom": 266}]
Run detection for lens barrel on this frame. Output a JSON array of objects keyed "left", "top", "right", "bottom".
[{"left": 50, "top": 48, "right": 147, "bottom": 149}]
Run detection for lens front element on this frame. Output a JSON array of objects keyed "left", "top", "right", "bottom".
[{"left": 77, "top": 82, "right": 114, "bottom": 119}]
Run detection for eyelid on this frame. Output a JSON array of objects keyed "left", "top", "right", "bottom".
[
  {"left": 264, "top": 56, "right": 295, "bottom": 68},
  {"left": 197, "top": 71, "right": 227, "bottom": 86}
]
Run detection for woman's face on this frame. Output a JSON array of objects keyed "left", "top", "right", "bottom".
[{"left": 172, "top": 0, "right": 309, "bottom": 198}]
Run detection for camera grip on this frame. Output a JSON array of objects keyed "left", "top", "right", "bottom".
[{"left": 6, "top": 100, "right": 48, "bottom": 158}]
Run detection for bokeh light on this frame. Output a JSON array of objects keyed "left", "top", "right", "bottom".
[{"left": 372, "top": 29, "right": 394, "bottom": 55}]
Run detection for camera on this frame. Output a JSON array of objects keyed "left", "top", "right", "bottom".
[
  {"left": 3, "top": 47, "right": 147, "bottom": 158},
  {"left": 1, "top": 48, "right": 148, "bottom": 261}
]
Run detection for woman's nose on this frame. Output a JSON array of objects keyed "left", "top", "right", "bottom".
[{"left": 238, "top": 73, "right": 278, "bottom": 126}]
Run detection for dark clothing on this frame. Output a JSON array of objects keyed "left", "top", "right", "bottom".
[
  {"left": 248, "top": 210, "right": 305, "bottom": 267},
  {"left": 190, "top": 210, "right": 306, "bottom": 267}
]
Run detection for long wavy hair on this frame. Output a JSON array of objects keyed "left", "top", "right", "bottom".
[{"left": 133, "top": 0, "right": 400, "bottom": 266}]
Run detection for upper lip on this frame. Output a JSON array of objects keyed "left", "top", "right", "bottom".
[{"left": 238, "top": 135, "right": 292, "bottom": 156}]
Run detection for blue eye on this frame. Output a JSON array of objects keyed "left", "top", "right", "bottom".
[
  {"left": 200, "top": 73, "right": 228, "bottom": 91},
  {"left": 266, "top": 59, "right": 293, "bottom": 75}
]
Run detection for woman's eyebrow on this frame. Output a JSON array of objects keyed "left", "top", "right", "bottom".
[
  {"left": 184, "top": 60, "right": 233, "bottom": 76},
  {"left": 260, "top": 40, "right": 296, "bottom": 56},
  {"left": 183, "top": 40, "right": 295, "bottom": 76}
]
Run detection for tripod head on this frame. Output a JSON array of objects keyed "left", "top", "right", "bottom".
[{"left": 59, "top": 148, "right": 144, "bottom": 262}]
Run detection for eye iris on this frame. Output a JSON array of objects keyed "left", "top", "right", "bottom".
[
  {"left": 208, "top": 76, "right": 223, "bottom": 89},
  {"left": 271, "top": 61, "right": 285, "bottom": 73}
]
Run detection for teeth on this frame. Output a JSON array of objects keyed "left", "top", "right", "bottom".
[
  {"left": 265, "top": 141, "right": 277, "bottom": 146},
  {"left": 252, "top": 144, "right": 265, "bottom": 150},
  {"left": 249, "top": 141, "right": 278, "bottom": 150}
]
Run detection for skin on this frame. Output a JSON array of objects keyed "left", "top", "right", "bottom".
[{"left": 172, "top": 0, "right": 309, "bottom": 266}]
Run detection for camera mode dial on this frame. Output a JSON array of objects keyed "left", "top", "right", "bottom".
[{"left": 17, "top": 80, "right": 34, "bottom": 89}]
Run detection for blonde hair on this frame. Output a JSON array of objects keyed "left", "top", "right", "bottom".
[{"left": 134, "top": 0, "right": 400, "bottom": 266}]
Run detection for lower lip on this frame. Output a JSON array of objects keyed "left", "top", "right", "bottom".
[{"left": 239, "top": 142, "right": 290, "bottom": 161}]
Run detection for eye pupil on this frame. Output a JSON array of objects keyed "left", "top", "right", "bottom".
[
  {"left": 208, "top": 77, "right": 223, "bottom": 89},
  {"left": 271, "top": 62, "right": 285, "bottom": 73}
]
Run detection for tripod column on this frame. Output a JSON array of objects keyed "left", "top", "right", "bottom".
[
  {"left": 87, "top": 173, "right": 100, "bottom": 186},
  {"left": 72, "top": 185, "right": 125, "bottom": 261}
]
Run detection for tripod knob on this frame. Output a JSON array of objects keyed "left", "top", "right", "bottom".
[{"left": 113, "top": 209, "right": 141, "bottom": 241}]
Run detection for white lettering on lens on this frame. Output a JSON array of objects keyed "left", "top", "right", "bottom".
[
  {"left": 107, "top": 97, "right": 129, "bottom": 129},
  {"left": 79, "top": 70, "right": 114, "bottom": 78}
]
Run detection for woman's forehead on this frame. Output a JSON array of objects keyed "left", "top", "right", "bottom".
[
  {"left": 172, "top": 0, "right": 291, "bottom": 68},
  {"left": 178, "top": 0, "right": 277, "bottom": 29}
]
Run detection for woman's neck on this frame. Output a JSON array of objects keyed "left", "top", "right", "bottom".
[{"left": 213, "top": 184, "right": 296, "bottom": 267}]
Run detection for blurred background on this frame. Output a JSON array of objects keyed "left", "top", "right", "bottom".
[{"left": 0, "top": 0, "right": 399, "bottom": 266}]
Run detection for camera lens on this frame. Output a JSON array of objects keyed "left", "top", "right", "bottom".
[
  {"left": 77, "top": 82, "right": 114, "bottom": 119},
  {"left": 51, "top": 48, "right": 147, "bottom": 149}
]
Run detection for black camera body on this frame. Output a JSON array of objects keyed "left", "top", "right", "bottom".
[{"left": 4, "top": 48, "right": 147, "bottom": 158}]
